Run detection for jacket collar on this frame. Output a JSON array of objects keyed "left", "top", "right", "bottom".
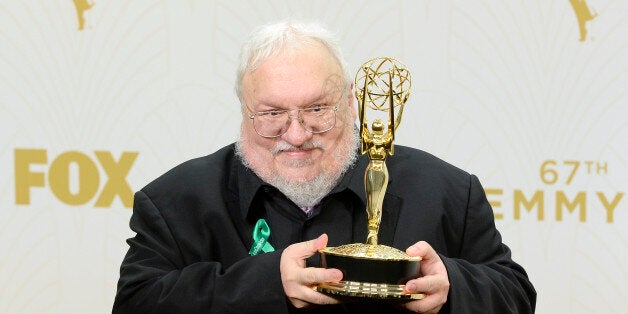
[{"left": 231, "top": 146, "right": 401, "bottom": 246}]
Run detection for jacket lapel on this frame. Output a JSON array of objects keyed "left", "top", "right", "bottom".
[{"left": 379, "top": 193, "right": 402, "bottom": 246}]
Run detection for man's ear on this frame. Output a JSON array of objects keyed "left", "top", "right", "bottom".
[{"left": 346, "top": 83, "right": 357, "bottom": 122}]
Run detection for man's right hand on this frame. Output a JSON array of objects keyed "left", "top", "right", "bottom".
[{"left": 280, "top": 234, "right": 343, "bottom": 309}]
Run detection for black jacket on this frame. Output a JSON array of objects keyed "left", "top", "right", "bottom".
[{"left": 113, "top": 144, "right": 536, "bottom": 313}]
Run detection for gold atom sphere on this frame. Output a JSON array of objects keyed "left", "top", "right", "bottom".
[{"left": 355, "top": 57, "right": 411, "bottom": 112}]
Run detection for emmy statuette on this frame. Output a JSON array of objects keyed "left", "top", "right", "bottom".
[{"left": 316, "top": 57, "right": 422, "bottom": 300}]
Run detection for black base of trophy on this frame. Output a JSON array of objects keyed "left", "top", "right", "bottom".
[{"left": 316, "top": 244, "right": 423, "bottom": 300}]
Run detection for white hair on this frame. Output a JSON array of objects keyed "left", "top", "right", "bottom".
[{"left": 235, "top": 20, "right": 351, "bottom": 105}]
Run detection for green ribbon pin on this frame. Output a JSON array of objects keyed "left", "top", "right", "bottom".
[{"left": 249, "top": 219, "right": 275, "bottom": 256}]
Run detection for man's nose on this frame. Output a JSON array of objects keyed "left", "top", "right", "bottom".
[
  {"left": 286, "top": 111, "right": 302, "bottom": 123},
  {"left": 281, "top": 114, "right": 312, "bottom": 146}
]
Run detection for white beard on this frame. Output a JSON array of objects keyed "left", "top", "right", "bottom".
[{"left": 236, "top": 127, "right": 359, "bottom": 208}]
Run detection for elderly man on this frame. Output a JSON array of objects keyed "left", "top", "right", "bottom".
[{"left": 113, "top": 20, "right": 536, "bottom": 313}]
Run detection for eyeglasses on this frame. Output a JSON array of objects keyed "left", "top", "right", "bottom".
[{"left": 247, "top": 104, "right": 340, "bottom": 138}]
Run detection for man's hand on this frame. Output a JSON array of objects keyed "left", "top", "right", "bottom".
[
  {"left": 280, "top": 234, "right": 343, "bottom": 309},
  {"left": 401, "top": 241, "right": 450, "bottom": 313}
]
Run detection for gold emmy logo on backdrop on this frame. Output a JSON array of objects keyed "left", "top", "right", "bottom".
[
  {"left": 72, "top": 0, "right": 95, "bottom": 30},
  {"left": 569, "top": 0, "right": 597, "bottom": 42},
  {"left": 316, "top": 57, "right": 423, "bottom": 300}
]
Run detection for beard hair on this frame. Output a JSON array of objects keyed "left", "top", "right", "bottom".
[{"left": 235, "top": 126, "right": 359, "bottom": 208}]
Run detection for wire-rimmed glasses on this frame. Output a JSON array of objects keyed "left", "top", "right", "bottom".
[{"left": 247, "top": 104, "right": 340, "bottom": 138}]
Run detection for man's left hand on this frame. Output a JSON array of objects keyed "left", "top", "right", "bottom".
[{"left": 401, "top": 241, "right": 450, "bottom": 313}]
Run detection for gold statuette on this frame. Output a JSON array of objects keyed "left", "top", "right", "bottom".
[{"left": 317, "top": 57, "right": 421, "bottom": 300}]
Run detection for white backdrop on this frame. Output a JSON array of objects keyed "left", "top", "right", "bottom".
[{"left": 1, "top": 1, "right": 626, "bottom": 313}]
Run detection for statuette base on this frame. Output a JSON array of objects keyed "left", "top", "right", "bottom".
[
  {"left": 317, "top": 243, "right": 421, "bottom": 300},
  {"left": 316, "top": 281, "right": 423, "bottom": 300}
]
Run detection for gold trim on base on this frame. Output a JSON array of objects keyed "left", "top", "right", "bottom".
[
  {"left": 316, "top": 281, "right": 424, "bottom": 300},
  {"left": 321, "top": 244, "right": 421, "bottom": 261}
]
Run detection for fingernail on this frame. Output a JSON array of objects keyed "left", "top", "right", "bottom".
[
  {"left": 332, "top": 269, "right": 343, "bottom": 281},
  {"left": 406, "top": 283, "right": 416, "bottom": 292},
  {"left": 316, "top": 234, "right": 328, "bottom": 248},
  {"left": 407, "top": 246, "right": 419, "bottom": 255}
]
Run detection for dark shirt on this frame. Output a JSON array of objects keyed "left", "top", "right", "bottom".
[{"left": 113, "top": 144, "right": 536, "bottom": 313}]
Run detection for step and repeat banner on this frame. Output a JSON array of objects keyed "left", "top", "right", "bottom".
[{"left": 1, "top": 1, "right": 626, "bottom": 313}]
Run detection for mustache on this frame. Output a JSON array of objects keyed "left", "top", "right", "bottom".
[{"left": 271, "top": 140, "right": 324, "bottom": 155}]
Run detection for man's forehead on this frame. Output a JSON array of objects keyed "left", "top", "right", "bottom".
[
  {"left": 253, "top": 82, "right": 344, "bottom": 108},
  {"left": 245, "top": 71, "right": 344, "bottom": 105}
]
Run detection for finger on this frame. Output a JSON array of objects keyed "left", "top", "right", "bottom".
[
  {"left": 286, "top": 234, "right": 329, "bottom": 260},
  {"left": 407, "top": 241, "right": 446, "bottom": 276},
  {"left": 290, "top": 287, "right": 340, "bottom": 309},
  {"left": 300, "top": 286, "right": 341, "bottom": 305},
  {"left": 298, "top": 267, "right": 343, "bottom": 285},
  {"left": 405, "top": 275, "right": 443, "bottom": 294},
  {"left": 406, "top": 241, "right": 437, "bottom": 261},
  {"left": 404, "top": 275, "right": 449, "bottom": 313}
]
